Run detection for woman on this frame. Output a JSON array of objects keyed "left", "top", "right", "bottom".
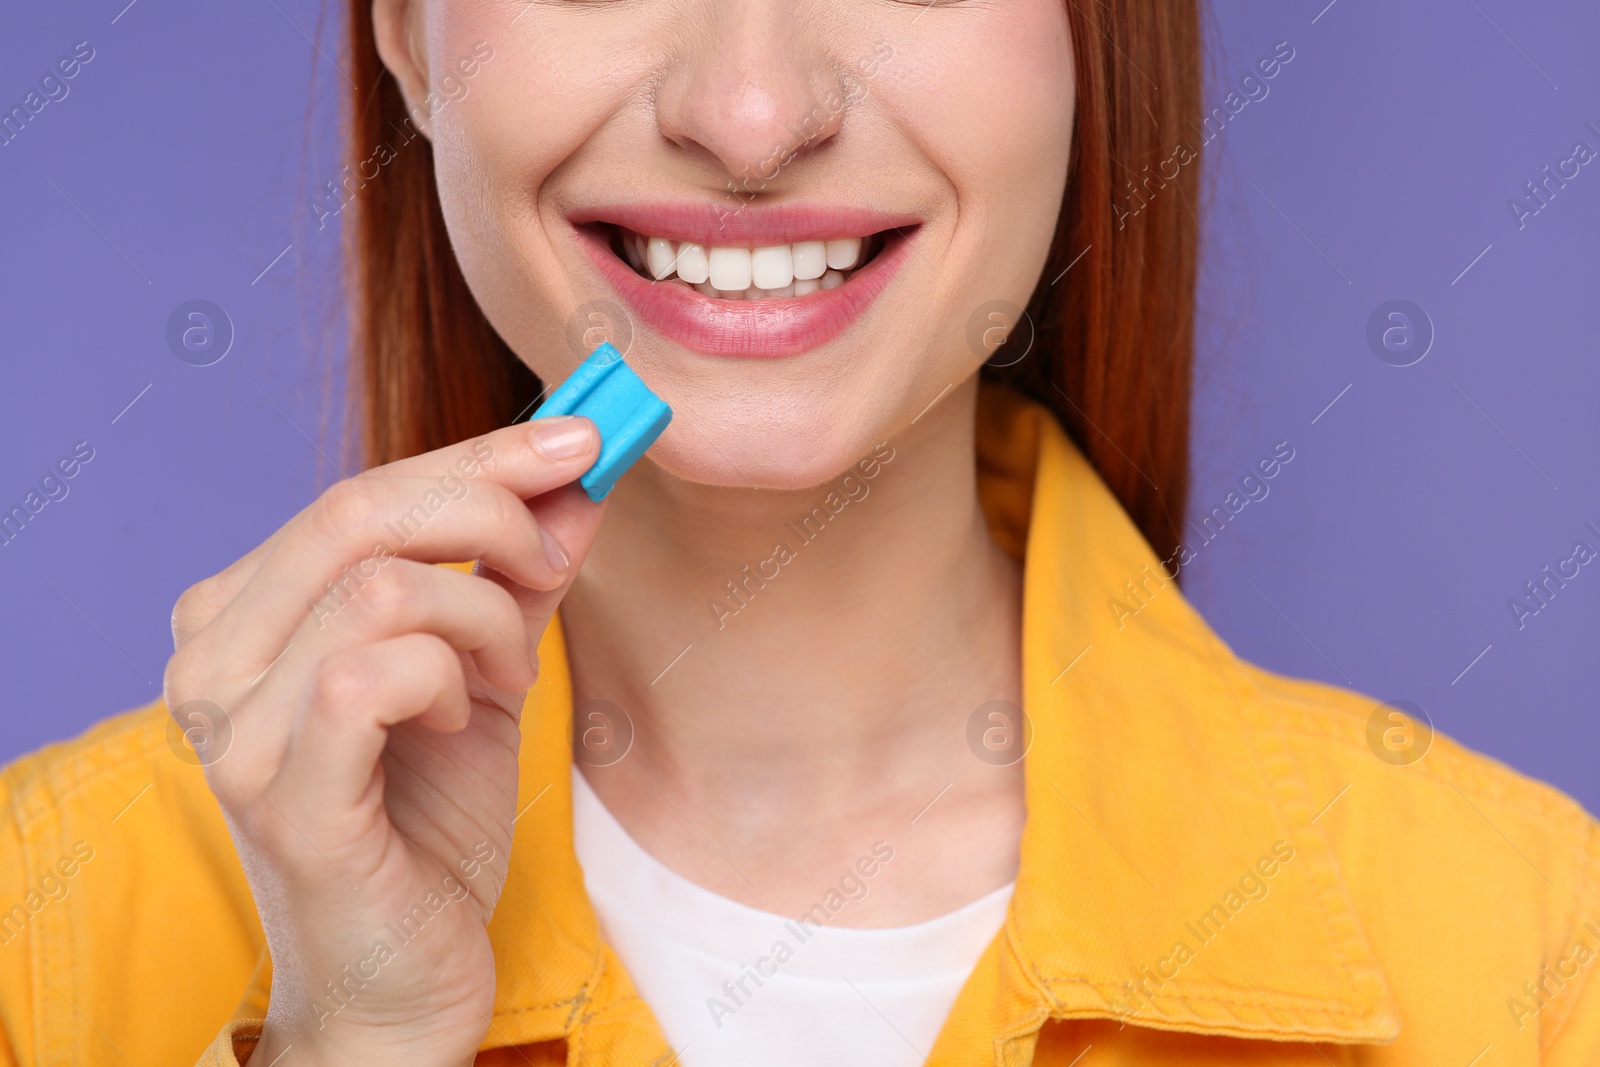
[{"left": 1, "top": 0, "right": 1596, "bottom": 1064}]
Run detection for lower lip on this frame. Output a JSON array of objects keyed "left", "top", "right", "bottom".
[{"left": 576, "top": 227, "right": 914, "bottom": 358}]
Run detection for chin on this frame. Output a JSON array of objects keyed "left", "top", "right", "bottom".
[{"left": 629, "top": 387, "right": 895, "bottom": 494}]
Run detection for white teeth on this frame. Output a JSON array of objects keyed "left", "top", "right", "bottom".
[
  {"left": 792, "top": 241, "right": 827, "bottom": 281},
  {"left": 708, "top": 246, "right": 752, "bottom": 291},
  {"left": 647, "top": 237, "right": 678, "bottom": 280},
  {"left": 626, "top": 230, "right": 872, "bottom": 297},
  {"left": 751, "top": 245, "right": 794, "bottom": 290},
  {"left": 825, "top": 237, "right": 861, "bottom": 271},
  {"left": 676, "top": 243, "right": 709, "bottom": 284}
]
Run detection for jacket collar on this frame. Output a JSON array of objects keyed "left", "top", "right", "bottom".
[
  {"left": 482, "top": 383, "right": 1400, "bottom": 1053},
  {"left": 979, "top": 385, "right": 1399, "bottom": 1043}
]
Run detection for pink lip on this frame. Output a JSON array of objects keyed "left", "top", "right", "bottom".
[{"left": 569, "top": 202, "right": 920, "bottom": 359}]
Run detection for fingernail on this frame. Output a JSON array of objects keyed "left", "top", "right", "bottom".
[
  {"left": 542, "top": 528, "right": 570, "bottom": 577},
  {"left": 531, "top": 416, "right": 595, "bottom": 461}
]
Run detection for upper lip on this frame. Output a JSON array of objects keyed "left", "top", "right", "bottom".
[{"left": 568, "top": 200, "right": 922, "bottom": 248}]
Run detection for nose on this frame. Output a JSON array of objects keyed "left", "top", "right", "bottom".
[{"left": 654, "top": 3, "right": 850, "bottom": 189}]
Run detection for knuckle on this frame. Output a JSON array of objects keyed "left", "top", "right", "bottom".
[
  {"left": 203, "top": 753, "right": 267, "bottom": 820},
  {"left": 162, "top": 644, "right": 223, "bottom": 721},
  {"left": 479, "top": 582, "right": 525, "bottom": 640},
  {"left": 310, "top": 654, "right": 376, "bottom": 712},
  {"left": 419, "top": 632, "right": 464, "bottom": 677},
  {"left": 484, "top": 484, "right": 534, "bottom": 540},
  {"left": 476, "top": 487, "right": 511, "bottom": 537},
  {"left": 171, "top": 578, "right": 222, "bottom": 644},
  {"left": 315, "top": 478, "right": 382, "bottom": 538},
  {"left": 352, "top": 565, "right": 419, "bottom": 623},
  {"left": 498, "top": 432, "right": 544, "bottom": 478},
  {"left": 163, "top": 643, "right": 196, "bottom": 697}
]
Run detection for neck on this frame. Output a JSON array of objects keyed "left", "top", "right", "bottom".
[{"left": 558, "top": 376, "right": 1024, "bottom": 920}]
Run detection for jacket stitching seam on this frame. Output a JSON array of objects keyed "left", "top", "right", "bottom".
[
  {"left": 1033, "top": 975, "right": 1377, "bottom": 1019},
  {"left": 1260, "top": 681, "right": 1591, "bottom": 830},
  {"left": 1196, "top": 621, "right": 1377, "bottom": 1020},
  {"left": 1276, "top": 721, "right": 1590, "bottom": 830}
]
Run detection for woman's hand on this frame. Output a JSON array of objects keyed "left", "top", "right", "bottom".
[{"left": 163, "top": 416, "right": 603, "bottom": 1066}]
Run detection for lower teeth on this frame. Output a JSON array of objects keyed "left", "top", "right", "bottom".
[{"left": 683, "top": 270, "right": 847, "bottom": 300}]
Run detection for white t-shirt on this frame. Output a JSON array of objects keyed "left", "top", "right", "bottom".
[{"left": 571, "top": 769, "right": 1013, "bottom": 1067}]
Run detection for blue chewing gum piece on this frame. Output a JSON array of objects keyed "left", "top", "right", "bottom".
[{"left": 529, "top": 343, "right": 673, "bottom": 503}]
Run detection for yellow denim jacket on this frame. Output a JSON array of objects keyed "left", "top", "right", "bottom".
[{"left": 2, "top": 386, "right": 1597, "bottom": 1065}]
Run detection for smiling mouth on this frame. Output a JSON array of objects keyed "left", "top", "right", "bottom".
[
  {"left": 601, "top": 224, "right": 889, "bottom": 301},
  {"left": 569, "top": 204, "right": 920, "bottom": 357}
]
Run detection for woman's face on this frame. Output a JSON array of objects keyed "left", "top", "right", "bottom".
[{"left": 377, "top": 0, "right": 1074, "bottom": 490}]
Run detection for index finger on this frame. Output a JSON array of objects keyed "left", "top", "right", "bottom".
[{"left": 174, "top": 416, "right": 599, "bottom": 646}]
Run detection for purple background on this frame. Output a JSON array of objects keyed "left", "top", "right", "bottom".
[{"left": 2, "top": 1, "right": 1596, "bottom": 814}]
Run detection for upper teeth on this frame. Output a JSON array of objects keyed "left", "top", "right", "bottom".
[{"left": 623, "top": 232, "right": 865, "bottom": 299}]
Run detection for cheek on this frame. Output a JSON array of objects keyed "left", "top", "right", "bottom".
[
  {"left": 430, "top": 12, "right": 623, "bottom": 178},
  {"left": 424, "top": 8, "right": 649, "bottom": 370},
  {"left": 881, "top": 2, "right": 1074, "bottom": 231},
  {"left": 872, "top": 0, "right": 1073, "bottom": 358}
]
